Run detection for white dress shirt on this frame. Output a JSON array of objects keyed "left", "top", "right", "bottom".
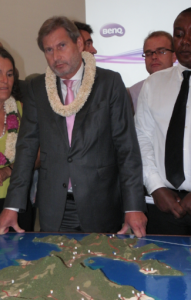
[
  {"left": 135, "top": 63, "right": 191, "bottom": 203},
  {"left": 129, "top": 79, "right": 145, "bottom": 112},
  {"left": 60, "top": 62, "right": 84, "bottom": 103},
  {"left": 61, "top": 62, "right": 84, "bottom": 193}
]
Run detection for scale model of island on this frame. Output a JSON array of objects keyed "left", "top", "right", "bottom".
[{"left": 0, "top": 233, "right": 183, "bottom": 299}]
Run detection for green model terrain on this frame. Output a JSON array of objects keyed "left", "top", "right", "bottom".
[{"left": 0, "top": 233, "right": 183, "bottom": 299}]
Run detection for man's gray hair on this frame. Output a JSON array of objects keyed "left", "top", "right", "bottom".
[{"left": 37, "top": 16, "right": 80, "bottom": 51}]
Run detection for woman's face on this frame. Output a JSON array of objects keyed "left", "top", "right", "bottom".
[{"left": 0, "top": 57, "right": 14, "bottom": 103}]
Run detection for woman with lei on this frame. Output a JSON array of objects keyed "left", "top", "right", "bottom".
[{"left": 0, "top": 47, "right": 35, "bottom": 231}]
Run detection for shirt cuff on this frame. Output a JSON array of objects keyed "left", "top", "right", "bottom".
[
  {"left": 5, "top": 207, "right": 19, "bottom": 212},
  {"left": 145, "top": 196, "right": 154, "bottom": 204},
  {"left": 125, "top": 211, "right": 141, "bottom": 213}
]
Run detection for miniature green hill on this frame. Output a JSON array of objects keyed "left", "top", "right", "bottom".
[{"left": 0, "top": 233, "right": 183, "bottom": 299}]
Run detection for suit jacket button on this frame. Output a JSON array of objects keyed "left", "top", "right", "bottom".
[
  {"left": 68, "top": 157, "right": 72, "bottom": 162},
  {"left": 63, "top": 183, "right": 67, "bottom": 188}
]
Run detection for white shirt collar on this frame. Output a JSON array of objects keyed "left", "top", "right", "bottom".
[
  {"left": 70, "top": 61, "right": 84, "bottom": 81},
  {"left": 60, "top": 61, "right": 84, "bottom": 84},
  {"left": 177, "top": 62, "right": 191, "bottom": 80},
  {"left": 60, "top": 61, "right": 84, "bottom": 100}
]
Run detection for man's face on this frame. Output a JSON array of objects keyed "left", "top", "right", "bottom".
[
  {"left": 144, "top": 36, "right": 176, "bottom": 74},
  {"left": 173, "top": 12, "right": 191, "bottom": 69},
  {"left": 43, "top": 27, "right": 83, "bottom": 79},
  {"left": 80, "top": 30, "right": 97, "bottom": 55}
]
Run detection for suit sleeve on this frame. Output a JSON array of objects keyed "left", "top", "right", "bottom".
[
  {"left": 110, "top": 73, "right": 146, "bottom": 212},
  {"left": 4, "top": 80, "right": 39, "bottom": 211}
]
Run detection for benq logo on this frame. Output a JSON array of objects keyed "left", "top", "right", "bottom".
[{"left": 100, "top": 23, "right": 125, "bottom": 37}]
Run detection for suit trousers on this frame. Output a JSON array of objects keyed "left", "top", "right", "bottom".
[
  {"left": 146, "top": 190, "right": 191, "bottom": 235},
  {"left": 59, "top": 193, "right": 83, "bottom": 233}
]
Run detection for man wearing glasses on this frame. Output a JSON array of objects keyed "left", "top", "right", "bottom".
[
  {"left": 129, "top": 31, "right": 176, "bottom": 112},
  {"left": 135, "top": 8, "right": 191, "bottom": 235}
]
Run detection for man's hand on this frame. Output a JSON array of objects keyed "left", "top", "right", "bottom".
[
  {"left": 0, "top": 209, "right": 25, "bottom": 234},
  {"left": 180, "top": 192, "right": 191, "bottom": 215},
  {"left": 117, "top": 212, "right": 147, "bottom": 238},
  {"left": 152, "top": 187, "right": 186, "bottom": 218}
]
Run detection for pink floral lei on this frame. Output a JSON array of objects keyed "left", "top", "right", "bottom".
[{"left": 0, "top": 96, "right": 19, "bottom": 166}]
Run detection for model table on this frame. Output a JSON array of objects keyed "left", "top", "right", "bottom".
[{"left": 0, "top": 233, "right": 190, "bottom": 300}]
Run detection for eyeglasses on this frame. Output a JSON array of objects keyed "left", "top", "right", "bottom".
[{"left": 142, "top": 48, "right": 174, "bottom": 58}]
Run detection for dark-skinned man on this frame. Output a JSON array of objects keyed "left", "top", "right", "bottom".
[{"left": 135, "top": 7, "right": 191, "bottom": 235}]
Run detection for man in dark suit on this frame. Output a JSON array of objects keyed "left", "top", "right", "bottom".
[{"left": 0, "top": 16, "right": 147, "bottom": 236}]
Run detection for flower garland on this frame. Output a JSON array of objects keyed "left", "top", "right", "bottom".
[
  {"left": 0, "top": 96, "right": 19, "bottom": 166},
  {"left": 45, "top": 51, "right": 96, "bottom": 117}
]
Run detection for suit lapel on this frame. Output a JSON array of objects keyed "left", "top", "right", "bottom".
[
  {"left": 71, "top": 71, "right": 98, "bottom": 147},
  {"left": 52, "top": 77, "right": 69, "bottom": 147},
  {"left": 71, "top": 95, "right": 91, "bottom": 146}
]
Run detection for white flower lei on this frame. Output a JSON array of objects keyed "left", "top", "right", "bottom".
[
  {"left": 4, "top": 96, "right": 18, "bottom": 163},
  {"left": 45, "top": 51, "right": 96, "bottom": 117}
]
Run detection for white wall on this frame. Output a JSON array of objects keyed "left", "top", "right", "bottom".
[
  {"left": 86, "top": 0, "right": 191, "bottom": 86},
  {"left": 0, "top": 0, "right": 85, "bottom": 79}
]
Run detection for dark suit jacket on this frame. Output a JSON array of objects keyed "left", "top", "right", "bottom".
[
  {"left": 18, "top": 80, "right": 27, "bottom": 104},
  {"left": 5, "top": 67, "right": 146, "bottom": 232}
]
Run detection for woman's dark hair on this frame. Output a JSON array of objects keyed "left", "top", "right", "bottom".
[{"left": 0, "top": 47, "right": 20, "bottom": 100}]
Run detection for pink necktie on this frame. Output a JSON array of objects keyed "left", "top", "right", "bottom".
[
  {"left": 63, "top": 80, "right": 75, "bottom": 189},
  {"left": 64, "top": 80, "right": 75, "bottom": 146}
]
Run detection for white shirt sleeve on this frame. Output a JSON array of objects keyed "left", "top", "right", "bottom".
[{"left": 135, "top": 81, "right": 166, "bottom": 195}]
